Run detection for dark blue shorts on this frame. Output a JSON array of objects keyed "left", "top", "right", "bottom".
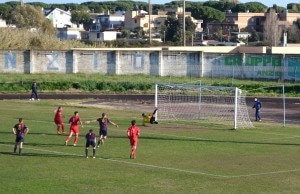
[
  {"left": 100, "top": 129, "right": 107, "bottom": 136},
  {"left": 15, "top": 135, "right": 24, "bottom": 143},
  {"left": 86, "top": 140, "right": 96, "bottom": 148}
]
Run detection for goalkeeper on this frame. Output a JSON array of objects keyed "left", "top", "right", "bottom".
[{"left": 142, "top": 108, "right": 158, "bottom": 126}]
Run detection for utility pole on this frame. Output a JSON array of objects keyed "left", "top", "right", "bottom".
[
  {"left": 183, "top": 0, "right": 186, "bottom": 46},
  {"left": 148, "top": 0, "right": 152, "bottom": 45}
]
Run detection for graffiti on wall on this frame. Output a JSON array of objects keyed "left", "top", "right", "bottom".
[
  {"left": 2, "top": 50, "right": 300, "bottom": 81},
  {"left": 46, "top": 52, "right": 59, "bottom": 70},
  {"left": 133, "top": 53, "right": 144, "bottom": 70},
  {"left": 4, "top": 52, "right": 17, "bottom": 69},
  {"left": 223, "top": 54, "right": 282, "bottom": 78},
  {"left": 286, "top": 57, "right": 300, "bottom": 79}
]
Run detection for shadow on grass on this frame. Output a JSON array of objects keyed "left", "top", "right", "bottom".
[
  {"left": 108, "top": 134, "right": 300, "bottom": 146},
  {"left": 0, "top": 151, "right": 80, "bottom": 158},
  {"left": 139, "top": 136, "right": 300, "bottom": 146}
]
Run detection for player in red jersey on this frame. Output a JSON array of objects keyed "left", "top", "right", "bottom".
[
  {"left": 127, "top": 120, "right": 140, "bottom": 159},
  {"left": 12, "top": 118, "right": 29, "bottom": 156},
  {"left": 54, "top": 106, "right": 65, "bottom": 134},
  {"left": 65, "top": 111, "right": 83, "bottom": 146}
]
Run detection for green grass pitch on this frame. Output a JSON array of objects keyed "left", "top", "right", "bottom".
[{"left": 0, "top": 99, "right": 299, "bottom": 194}]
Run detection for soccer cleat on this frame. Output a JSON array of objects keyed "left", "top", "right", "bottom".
[
  {"left": 86, "top": 156, "right": 89, "bottom": 159},
  {"left": 93, "top": 156, "right": 96, "bottom": 159},
  {"left": 57, "top": 132, "right": 61, "bottom": 135},
  {"left": 64, "top": 141, "right": 67, "bottom": 146},
  {"left": 73, "top": 144, "right": 76, "bottom": 146}
]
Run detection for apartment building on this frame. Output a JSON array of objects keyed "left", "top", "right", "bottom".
[{"left": 207, "top": 10, "right": 300, "bottom": 36}]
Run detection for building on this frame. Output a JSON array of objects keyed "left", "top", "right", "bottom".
[
  {"left": 44, "top": 8, "right": 84, "bottom": 40},
  {"left": 124, "top": 7, "right": 203, "bottom": 36},
  {"left": 207, "top": 12, "right": 265, "bottom": 36},
  {"left": 57, "top": 27, "right": 82, "bottom": 40},
  {"left": 90, "top": 10, "right": 124, "bottom": 32},
  {"left": 82, "top": 31, "right": 117, "bottom": 41},
  {"left": 207, "top": 10, "right": 300, "bottom": 36}
]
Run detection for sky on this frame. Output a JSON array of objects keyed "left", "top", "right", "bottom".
[{"left": 1, "top": 0, "right": 299, "bottom": 8}]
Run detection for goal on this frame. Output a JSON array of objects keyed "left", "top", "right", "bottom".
[{"left": 155, "top": 83, "right": 253, "bottom": 129}]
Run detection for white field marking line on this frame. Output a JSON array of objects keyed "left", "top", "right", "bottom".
[
  {"left": 243, "top": 130, "right": 295, "bottom": 136},
  {"left": 0, "top": 143, "right": 226, "bottom": 178},
  {"left": 1, "top": 143, "right": 300, "bottom": 179}
]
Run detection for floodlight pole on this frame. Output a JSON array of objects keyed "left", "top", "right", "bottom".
[
  {"left": 183, "top": 0, "right": 186, "bottom": 46},
  {"left": 148, "top": 0, "right": 152, "bottom": 45}
]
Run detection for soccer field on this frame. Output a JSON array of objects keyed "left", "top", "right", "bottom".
[{"left": 0, "top": 99, "right": 299, "bottom": 194}]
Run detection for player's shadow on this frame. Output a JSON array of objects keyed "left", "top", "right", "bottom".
[
  {"left": 0, "top": 151, "right": 81, "bottom": 158},
  {"left": 0, "top": 131, "right": 14, "bottom": 135}
]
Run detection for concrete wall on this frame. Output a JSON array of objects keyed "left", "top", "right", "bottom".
[{"left": 1, "top": 46, "right": 300, "bottom": 80}]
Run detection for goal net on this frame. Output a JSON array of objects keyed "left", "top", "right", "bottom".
[{"left": 155, "top": 83, "right": 253, "bottom": 129}]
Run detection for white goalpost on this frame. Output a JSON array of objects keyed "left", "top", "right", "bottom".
[{"left": 155, "top": 83, "right": 254, "bottom": 129}]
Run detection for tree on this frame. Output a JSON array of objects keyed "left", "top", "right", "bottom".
[
  {"left": 243, "top": 2, "right": 267, "bottom": 13},
  {"left": 204, "top": 0, "right": 239, "bottom": 12},
  {"left": 8, "top": 5, "right": 44, "bottom": 28},
  {"left": 248, "top": 30, "right": 261, "bottom": 42},
  {"left": 287, "top": 3, "right": 300, "bottom": 13},
  {"left": 185, "top": 17, "right": 196, "bottom": 41},
  {"left": 0, "top": 3, "right": 13, "bottom": 19},
  {"left": 164, "top": 15, "right": 196, "bottom": 44},
  {"left": 71, "top": 10, "right": 91, "bottom": 25},
  {"left": 165, "top": 16, "right": 182, "bottom": 43},
  {"left": 286, "top": 24, "right": 300, "bottom": 43},
  {"left": 7, "top": 5, "right": 56, "bottom": 36},
  {"left": 263, "top": 8, "right": 282, "bottom": 46},
  {"left": 189, "top": 6, "right": 225, "bottom": 29}
]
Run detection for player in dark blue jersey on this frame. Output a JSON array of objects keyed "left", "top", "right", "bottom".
[
  {"left": 252, "top": 98, "right": 262, "bottom": 121},
  {"left": 12, "top": 118, "right": 29, "bottom": 156},
  {"left": 85, "top": 129, "right": 96, "bottom": 159},
  {"left": 85, "top": 113, "right": 118, "bottom": 147}
]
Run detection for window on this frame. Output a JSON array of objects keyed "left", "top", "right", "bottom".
[{"left": 83, "top": 33, "right": 89, "bottom": 39}]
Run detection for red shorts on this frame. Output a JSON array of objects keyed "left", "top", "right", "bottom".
[
  {"left": 70, "top": 126, "right": 79, "bottom": 133},
  {"left": 130, "top": 138, "right": 138, "bottom": 146},
  {"left": 54, "top": 119, "right": 63, "bottom": 125}
]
